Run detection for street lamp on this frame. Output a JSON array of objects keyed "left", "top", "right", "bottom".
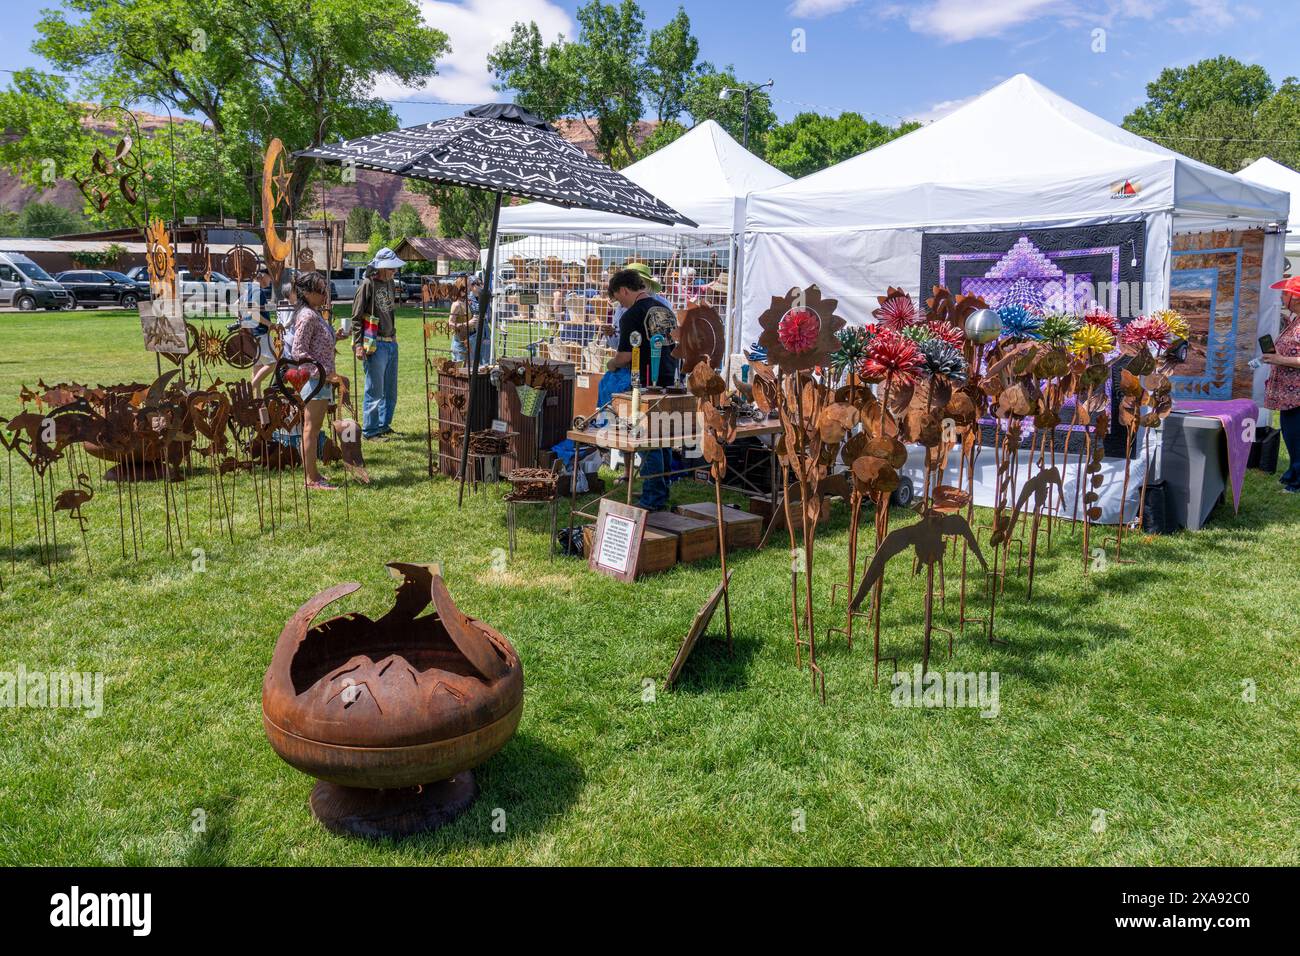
[{"left": 718, "top": 79, "right": 773, "bottom": 150}]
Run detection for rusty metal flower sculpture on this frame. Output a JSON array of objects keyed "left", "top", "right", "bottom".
[
  {"left": 672, "top": 302, "right": 726, "bottom": 372},
  {"left": 756, "top": 285, "right": 845, "bottom": 373},
  {"left": 873, "top": 287, "right": 918, "bottom": 330}
]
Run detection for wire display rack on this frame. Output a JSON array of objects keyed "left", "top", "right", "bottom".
[{"left": 488, "top": 231, "right": 735, "bottom": 373}]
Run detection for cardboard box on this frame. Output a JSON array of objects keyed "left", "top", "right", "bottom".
[
  {"left": 574, "top": 371, "right": 603, "bottom": 422},
  {"left": 674, "top": 501, "right": 762, "bottom": 550},
  {"left": 646, "top": 510, "right": 718, "bottom": 563}
]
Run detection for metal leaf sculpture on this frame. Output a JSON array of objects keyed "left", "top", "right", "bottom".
[{"left": 686, "top": 360, "right": 737, "bottom": 652}]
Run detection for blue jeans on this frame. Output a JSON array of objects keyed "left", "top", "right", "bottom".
[
  {"left": 363, "top": 340, "right": 398, "bottom": 437},
  {"left": 639, "top": 448, "right": 671, "bottom": 511},
  {"left": 1280, "top": 407, "right": 1300, "bottom": 485}
]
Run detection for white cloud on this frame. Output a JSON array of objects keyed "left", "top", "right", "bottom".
[
  {"left": 908, "top": 92, "right": 982, "bottom": 123},
  {"left": 875, "top": 0, "right": 1183, "bottom": 43},
  {"left": 1168, "top": 0, "right": 1254, "bottom": 32},
  {"left": 372, "top": 0, "right": 573, "bottom": 105},
  {"left": 788, "top": 0, "right": 863, "bottom": 15},
  {"left": 888, "top": 0, "right": 1067, "bottom": 43}
]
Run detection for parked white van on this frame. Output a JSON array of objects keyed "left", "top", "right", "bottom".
[{"left": 0, "top": 251, "right": 73, "bottom": 310}]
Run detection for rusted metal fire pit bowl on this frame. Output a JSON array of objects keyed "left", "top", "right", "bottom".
[{"left": 263, "top": 563, "right": 524, "bottom": 839}]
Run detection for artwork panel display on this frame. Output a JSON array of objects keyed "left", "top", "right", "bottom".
[{"left": 921, "top": 222, "right": 1147, "bottom": 458}]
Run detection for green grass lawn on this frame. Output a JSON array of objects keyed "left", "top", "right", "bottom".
[{"left": 0, "top": 308, "right": 1296, "bottom": 865}]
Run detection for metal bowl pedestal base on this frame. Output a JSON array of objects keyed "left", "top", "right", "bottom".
[{"left": 309, "top": 772, "right": 478, "bottom": 840}]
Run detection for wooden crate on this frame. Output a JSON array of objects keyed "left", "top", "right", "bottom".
[
  {"left": 646, "top": 510, "right": 718, "bottom": 563},
  {"left": 582, "top": 523, "right": 677, "bottom": 577},
  {"left": 610, "top": 389, "right": 698, "bottom": 443},
  {"left": 748, "top": 493, "right": 829, "bottom": 527},
  {"left": 674, "top": 501, "right": 762, "bottom": 550}
]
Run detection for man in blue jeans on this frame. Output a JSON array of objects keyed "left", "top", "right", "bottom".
[
  {"left": 606, "top": 267, "right": 679, "bottom": 510},
  {"left": 352, "top": 248, "right": 404, "bottom": 439}
]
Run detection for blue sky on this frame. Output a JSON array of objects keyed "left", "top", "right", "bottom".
[{"left": 1, "top": 0, "right": 1294, "bottom": 128}]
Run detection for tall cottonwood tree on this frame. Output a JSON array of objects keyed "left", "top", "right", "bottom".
[{"left": 29, "top": 0, "right": 449, "bottom": 214}]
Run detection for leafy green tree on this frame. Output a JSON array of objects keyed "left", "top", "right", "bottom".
[
  {"left": 0, "top": 68, "right": 248, "bottom": 228},
  {"left": 491, "top": 1, "right": 711, "bottom": 168},
  {"left": 1122, "top": 56, "right": 1287, "bottom": 171},
  {"left": 32, "top": 0, "right": 450, "bottom": 213},
  {"left": 1252, "top": 77, "right": 1300, "bottom": 170},
  {"left": 388, "top": 202, "right": 427, "bottom": 243},
  {"left": 645, "top": 8, "right": 700, "bottom": 123},
  {"left": 410, "top": 184, "right": 496, "bottom": 246},
  {"left": 635, "top": 120, "right": 688, "bottom": 159},
  {"left": 345, "top": 207, "right": 376, "bottom": 243},
  {"left": 12, "top": 201, "right": 90, "bottom": 238},
  {"left": 1125, "top": 56, "right": 1273, "bottom": 134},
  {"left": 0, "top": 70, "right": 85, "bottom": 192},
  {"left": 765, "top": 112, "right": 919, "bottom": 178}
]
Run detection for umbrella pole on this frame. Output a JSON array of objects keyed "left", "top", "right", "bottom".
[{"left": 458, "top": 192, "right": 503, "bottom": 507}]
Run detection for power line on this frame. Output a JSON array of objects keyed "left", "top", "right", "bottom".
[{"left": 770, "top": 94, "right": 919, "bottom": 126}]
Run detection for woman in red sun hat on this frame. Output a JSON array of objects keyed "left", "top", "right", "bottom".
[{"left": 1264, "top": 275, "right": 1300, "bottom": 491}]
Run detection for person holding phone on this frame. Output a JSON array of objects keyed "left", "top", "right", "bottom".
[{"left": 1264, "top": 276, "right": 1300, "bottom": 492}]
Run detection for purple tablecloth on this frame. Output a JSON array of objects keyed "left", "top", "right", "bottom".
[{"left": 1172, "top": 399, "right": 1258, "bottom": 512}]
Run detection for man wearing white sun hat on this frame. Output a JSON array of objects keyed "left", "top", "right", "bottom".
[{"left": 352, "top": 246, "right": 405, "bottom": 440}]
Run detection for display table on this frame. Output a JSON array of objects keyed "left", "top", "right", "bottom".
[{"left": 1158, "top": 411, "right": 1230, "bottom": 531}]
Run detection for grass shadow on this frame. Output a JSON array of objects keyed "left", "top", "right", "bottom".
[{"left": 387, "top": 733, "right": 584, "bottom": 855}]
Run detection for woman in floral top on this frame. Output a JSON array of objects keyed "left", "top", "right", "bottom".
[
  {"left": 1264, "top": 277, "right": 1300, "bottom": 492},
  {"left": 289, "top": 271, "right": 338, "bottom": 490}
]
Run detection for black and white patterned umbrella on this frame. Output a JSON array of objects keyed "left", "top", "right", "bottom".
[
  {"left": 297, "top": 104, "right": 692, "bottom": 505},
  {"left": 296, "top": 104, "right": 694, "bottom": 227}
]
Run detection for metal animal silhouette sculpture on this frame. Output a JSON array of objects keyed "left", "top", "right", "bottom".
[
  {"left": 850, "top": 510, "right": 986, "bottom": 613},
  {"left": 849, "top": 508, "right": 988, "bottom": 675}
]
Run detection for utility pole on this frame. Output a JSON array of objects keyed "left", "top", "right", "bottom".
[{"left": 719, "top": 79, "right": 774, "bottom": 150}]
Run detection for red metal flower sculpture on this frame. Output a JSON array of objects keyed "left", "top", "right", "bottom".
[
  {"left": 756, "top": 285, "right": 846, "bottom": 373},
  {"left": 1120, "top": 315, "right": 1171, "bottom": 349},
  {"left": 872, "top": 287, "right": 918, "bottom": 330},
  {"left": 858, "top": 328, "right": 924, "bottom": 388},
  {"left": 1083, "top": 307, "right": 1120, "bottom": 336}
]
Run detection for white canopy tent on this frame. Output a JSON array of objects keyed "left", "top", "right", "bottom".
[
  {"left": 743, "top": 74, "right": 1290, "bottom": 401},
  {"left": 495, "top": 119, "right": 792, "bottom": 359},
  {"left": 1239, "top": 157, "right": 1300, "bottom": 266}
]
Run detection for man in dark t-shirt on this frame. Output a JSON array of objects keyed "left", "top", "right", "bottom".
[
  {"left": 609, "top": 272, "right": 678, "bottom": 387},
  {"left": 606, "top": 267, "right": 679, "bottom": 510}
]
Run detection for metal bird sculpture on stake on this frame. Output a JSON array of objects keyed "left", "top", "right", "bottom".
[{"left": 849, "top": 508, "right": 987, "bottom": 676}]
